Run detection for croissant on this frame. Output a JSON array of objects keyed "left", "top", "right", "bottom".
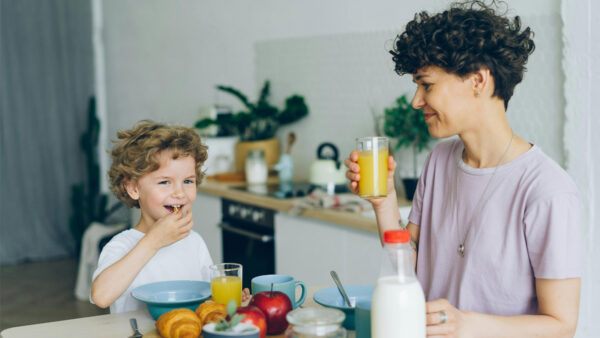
[
  {"left": 195, "top": 301, "right": 227, "bottom": 326},
  {"left": 156, "top": 308, "right": 202, "bottom": 338}
]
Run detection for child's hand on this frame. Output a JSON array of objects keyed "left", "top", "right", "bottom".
[
  {"left": 242, "top": 288, "right": 251, "bottom": 304},
  {"left": 146, "top": 210, "right": 194, "bottom": 250},
  {"left": 344, "top": 151, "right": 398, "bottom": 208}
]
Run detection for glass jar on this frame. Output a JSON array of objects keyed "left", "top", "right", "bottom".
[
  {"left": 285, "top": 308, "right": 347, "bottom": 338},
  {"left": 245, "top": 149, "right": 267, "bottom": 184}
]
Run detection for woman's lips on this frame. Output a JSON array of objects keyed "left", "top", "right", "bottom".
[{"left": 424, "top": 113, "right": 435, "bottom": 122}]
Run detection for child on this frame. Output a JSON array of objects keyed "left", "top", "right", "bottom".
[{"left": 91, "top": 120, "right": 248, "bottom": 313}]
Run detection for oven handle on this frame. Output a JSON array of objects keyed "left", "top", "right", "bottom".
[{"left": 218, "top": 222, "right": 274, "bottom": 243}]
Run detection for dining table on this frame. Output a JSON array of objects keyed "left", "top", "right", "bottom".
[{"left": 0, "top": 286, "right": 357, "bottom": 338}]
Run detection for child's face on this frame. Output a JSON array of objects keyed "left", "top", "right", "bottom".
[{"left": 126, "top": 150, "right": 197, "bottom": 224}]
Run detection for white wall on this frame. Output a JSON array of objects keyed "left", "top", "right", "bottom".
[
  {"left": 100, "top": 0, "right": 561, "bottom": 166},
  {"left": 562, "top": 0, "right": 599, "bottom": 336}
]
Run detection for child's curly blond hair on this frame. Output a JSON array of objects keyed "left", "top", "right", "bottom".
[{"left": 108, "top": 120, "right": 208, "bottom": 208}]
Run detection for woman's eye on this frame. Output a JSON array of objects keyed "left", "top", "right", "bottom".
[
  {"left": 158, "top": 181, "right": 169, "bottom": 185},
  {"left": 422, "top": 83, "right": 431, "bottom": 91}
]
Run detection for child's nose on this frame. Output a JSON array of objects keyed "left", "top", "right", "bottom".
[{"left": 172, "top": 184, "right": 185, "bottom": 198}]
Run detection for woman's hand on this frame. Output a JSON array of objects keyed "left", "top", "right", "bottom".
[
  {"left": 146, "top": 210, "right": 194, "bottom": 250},
  {"left": 426, "top": 299, "right": 468, "bottom": 337},
  {"left": 344, "top": 150, "right": 398, "bottom": 209}
]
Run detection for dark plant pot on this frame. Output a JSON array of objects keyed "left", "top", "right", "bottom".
[{"left": 402, "top": 178, "right": 419, "bottom": 201}]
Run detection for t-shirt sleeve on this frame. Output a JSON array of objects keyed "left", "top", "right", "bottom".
[
  {"left": 408, "top": 152, "right": 433, "bottom": 227},
  {"left": 524, "top": 192, "right": 583, "bottom": 279},
  {"left": 91, "top": 236, "right": 132, "bottom": 283}
]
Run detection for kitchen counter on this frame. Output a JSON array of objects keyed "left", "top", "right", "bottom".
[{"left": 197, "top": 179, "right": 412, "bottom": 234}]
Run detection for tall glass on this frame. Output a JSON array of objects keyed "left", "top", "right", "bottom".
[
  {"left": 210, "top": 263, "right": 243, "bottom": 306},
  {"left": 356, "top": 137, "right": 389, "bottom": 199}
]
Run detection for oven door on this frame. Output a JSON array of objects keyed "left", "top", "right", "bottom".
[{"left": 219, "top": 220, "right": 275, "bottom": 288}]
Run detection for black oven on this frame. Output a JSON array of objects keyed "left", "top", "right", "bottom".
[{"left": 219, "top": 198, "right": 275, "bottom": 288}]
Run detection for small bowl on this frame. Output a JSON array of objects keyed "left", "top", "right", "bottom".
[
  {"left": 313, "top": 285, "right": 374, "bottom": 330},
  {"left": 202, "top": 323, "right": 260, "bottom": 338},
  {"left": 131, "top": 280, "right": 211, "bottom": 320}
]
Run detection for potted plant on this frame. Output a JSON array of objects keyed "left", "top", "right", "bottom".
[
  {"left": 195, "top": 80, "right": 309, "bottom": 174},
  {"left": 383, "top": 94, "right": 432, "bottom": 200}
]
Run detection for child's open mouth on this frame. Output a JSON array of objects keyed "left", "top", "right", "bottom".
[{"left": 164, "top": 204, "right": 184, "bottom": 213}]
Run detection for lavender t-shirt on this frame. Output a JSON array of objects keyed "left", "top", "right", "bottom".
[{"left": 408, "top": 139, "right": 582, "bottom": 315}]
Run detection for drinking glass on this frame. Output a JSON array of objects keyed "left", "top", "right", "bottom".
[
  {"left": 356, "top": 137, "right": 389, "bottom": 199},
  {"left": 210, "top": 263, "right": 243, "bottom": 306}
]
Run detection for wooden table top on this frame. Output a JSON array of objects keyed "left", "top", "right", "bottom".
[{"left": 0, "top": 286, "right": 355, "bottom": 338}]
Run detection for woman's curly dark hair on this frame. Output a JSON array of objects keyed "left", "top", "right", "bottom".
[{"left": 390, "top": 0, "right": 535, "bottom": 109}]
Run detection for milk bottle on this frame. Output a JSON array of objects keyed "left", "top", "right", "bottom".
[{"left": 371, "top": 230, "right": 425, "bottom": 337}]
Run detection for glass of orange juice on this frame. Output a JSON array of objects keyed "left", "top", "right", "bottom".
[
  {"left": 210, "top": 263, "right": 243, "bottom": 306},
  {"left": 356, "top": 136, "right": 389, "bottom": 199}
]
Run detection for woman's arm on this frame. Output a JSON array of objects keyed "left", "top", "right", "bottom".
[{"left": 427, "top": 278, "right": 580, "bottom": 337}]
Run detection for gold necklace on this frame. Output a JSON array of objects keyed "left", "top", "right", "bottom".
[{"left": 455, "top": 132, "right": 514, "bottom": 257}]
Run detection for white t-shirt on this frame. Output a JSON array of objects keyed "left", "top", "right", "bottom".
[{"left": 91, "top": 229, "right": 213, "bottom": 313}]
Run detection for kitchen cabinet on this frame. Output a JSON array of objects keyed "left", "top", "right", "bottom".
[
  {"left": 194, "top": 193, "right": 223, "bottom": 264},
  {"left": 275, "top": 212, "right": 381, "bottom": 287}
]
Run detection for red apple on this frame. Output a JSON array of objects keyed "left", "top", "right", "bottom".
[
  {"left": 249, "top": 290, "right": 293, "bottom": 335},
  {"left": 236, "top": 305, "right": 267, "bottom": 338}
]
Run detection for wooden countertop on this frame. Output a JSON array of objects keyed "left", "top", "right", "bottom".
[{"left": 198, "top": 179, "right": 412, "bottom": 234}]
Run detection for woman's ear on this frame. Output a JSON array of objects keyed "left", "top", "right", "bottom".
[
  {"left": 125, "top": 181, "right": 140, "bottom": 201},
  {"left": 471, "top": 68, "right": 491, "bottom": 97}
]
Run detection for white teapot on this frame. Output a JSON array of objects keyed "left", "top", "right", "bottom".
[{"left": 309, "top": 142, "right": 348, "bottom": 186}]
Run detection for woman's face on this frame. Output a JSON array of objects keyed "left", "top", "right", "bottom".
[{"left": 411, "top": 65, "right": 479, "bottom": 138}]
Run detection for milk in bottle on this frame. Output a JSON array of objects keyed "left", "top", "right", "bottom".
[{"left": 371, "top": 230, "right": 426, "bottom": 337}]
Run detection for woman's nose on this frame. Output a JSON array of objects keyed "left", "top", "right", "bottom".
[{"left": 411, "top": 88, "right": 425, "bottom": 109}]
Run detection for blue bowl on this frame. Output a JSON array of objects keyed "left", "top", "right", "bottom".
[
  {"left": 131, "top": 280, "right": 212, "bottom": 320},
  {"left": 313, "top": 285, "right": 374, "bottom": 330}
]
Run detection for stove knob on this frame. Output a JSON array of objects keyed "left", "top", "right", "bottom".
[
  {"left": 228, "top": 204, "right": 239, "bottom": 216},
  {"left": 252, "top": 210, "right": 264, "bottom": 223},
  {"left": 240, "top": 207, "right": 250, "bottom": 219}
]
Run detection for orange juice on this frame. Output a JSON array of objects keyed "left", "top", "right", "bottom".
[
  {"left": 358, "top": 147, "right": 388, "bottom": 198},
  {"left": 211, "top": 276, "right": 242, "bottom": 306}
]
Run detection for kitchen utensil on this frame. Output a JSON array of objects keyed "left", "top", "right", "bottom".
[
  {"left": 202, "top": 322, "right": 260, "bottom": 338},
  {"left": 308, "top": 142, "right": 347, "bottom": 186},
  {"left": 313, "top": 285, "right": 374, "bottom": 330},
  {"left": 329, "top": 271, "right": 352, "bottom": 307},
  {"left": 131, "top": 280, "right": 212, "bottom": 320},
  {"left": 251, "top": 274, "right": 306, "bottom": 309},
  {"left": 286, "top": 132, "right": 296, "bottom": 154},
  {"left": 129, "top": 318, "right": 143, "bottom": 338}
]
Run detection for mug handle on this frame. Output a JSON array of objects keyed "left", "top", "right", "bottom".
[{"left": 294, "top": 281, "right": 306, "bottom": 308}]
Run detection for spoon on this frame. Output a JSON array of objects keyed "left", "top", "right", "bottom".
[
  {"left": 129, "top": 318, "right": 143, "bottom": 338},
  {"left": 330, "top": 270, "right": 353, "bottom": 307}
]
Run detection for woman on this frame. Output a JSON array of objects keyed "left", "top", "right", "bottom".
[{"left": 345, "top": 1, "right": 582, "bottom": 336}]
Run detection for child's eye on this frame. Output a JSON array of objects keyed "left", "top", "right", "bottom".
[{"left": 184, "top": 179, "right": 195, "bottom": 184}]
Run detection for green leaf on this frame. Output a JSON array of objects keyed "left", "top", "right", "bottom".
[
  {"left": 227, "top": 299, "right": 237, "bottom": 317},
  {"left": 229, "top": 313, "right": 245, "bottom": 327}
]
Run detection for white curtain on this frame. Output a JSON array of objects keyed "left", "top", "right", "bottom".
[
  {"left": 562, "top": 0, "right": 600, "bottom": 336},
  {"left": 0, "top": 0, "right": 94, "bottom": 264}
]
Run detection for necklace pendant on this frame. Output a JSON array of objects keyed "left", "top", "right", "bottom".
[{"left": 458, "top": 244, "right": 465, "bottom": 257}]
